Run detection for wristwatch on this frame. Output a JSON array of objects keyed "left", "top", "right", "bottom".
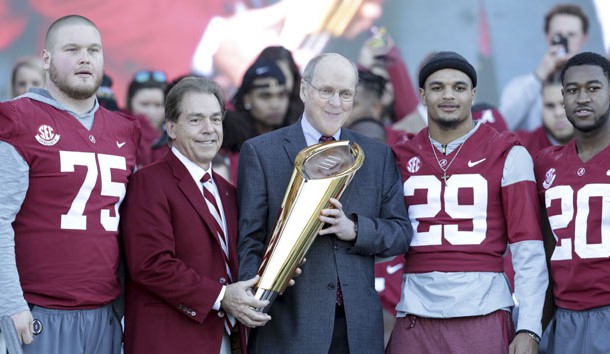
[{"left": 516, "top": 330, "right": 541, "bottom": 344}]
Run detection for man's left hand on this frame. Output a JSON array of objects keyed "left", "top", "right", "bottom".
[{"left": 318, "top": 198, "right": 356, "bottom": 241}]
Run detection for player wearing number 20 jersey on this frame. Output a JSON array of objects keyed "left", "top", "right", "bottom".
[
  {"left": 535, "top": 140, "right": 610, "bottom": 311},
  {"left": 0, "top": 91, "right": 140, "bottom": 309},
  {"left": 392, "top": 122, "right": 548, "bottom": 336}
]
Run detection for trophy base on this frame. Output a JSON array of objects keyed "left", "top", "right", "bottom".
[{"left": 253, "top": 288, "right": 279, "bottom": 313}]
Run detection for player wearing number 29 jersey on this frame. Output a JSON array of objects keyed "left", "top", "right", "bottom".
[
  {"left": 0, "top": 90, "right": 139, "bottom": 309},
  {"left": 392, "top": 122, "right": 548, "bottom": 337}
]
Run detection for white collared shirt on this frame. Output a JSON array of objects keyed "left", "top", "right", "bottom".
[{"left": 301, "top": 114, "right": 341, "bottom": 147}]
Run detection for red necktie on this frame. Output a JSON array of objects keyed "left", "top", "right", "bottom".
[
  {"left": 201, "top": 173, "right": 235, "bottom": 334},
  {"left": 319, "top": 135, "right": 336, "bottom": 143}
]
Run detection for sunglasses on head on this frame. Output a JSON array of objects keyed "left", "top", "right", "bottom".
[{"left": 134, "top": 70, "right": 167, "bottom": 84}]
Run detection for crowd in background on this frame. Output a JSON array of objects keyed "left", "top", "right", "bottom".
[{"left": 1, "top": 2, "right": 609, "bottom": 354}]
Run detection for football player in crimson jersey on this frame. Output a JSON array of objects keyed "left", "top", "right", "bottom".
[
  {"left": 535, "top": 52, "right": 610, "bottom": 354},
  {"left": 0, "top": 15, "right": 140, "bottom": 354},
  {"left": 387, "top": 51, "right": 548, "bottom": 354}
]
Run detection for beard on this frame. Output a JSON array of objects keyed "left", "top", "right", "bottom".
[
  {"left": 436, "top": 115, "right": 466, "bottom": 131},
  {"left": 570, "top": 105, "right": 610, "bottom": 134},
  {"left": 49, "top": 63, "right": 102, "bottom": 100}
]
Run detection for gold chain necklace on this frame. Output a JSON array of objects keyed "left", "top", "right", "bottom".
[{"left": 429, "top": 137, "right": 465, "bottom": 186}]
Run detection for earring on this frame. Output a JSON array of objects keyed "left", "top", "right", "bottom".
[{"left": 244, "top": 103, "right": 252, "bottom": 110}]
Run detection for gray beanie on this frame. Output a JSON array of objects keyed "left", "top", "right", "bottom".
[{"left": 418, "top": 51, "right": 477, "bottom": 88}]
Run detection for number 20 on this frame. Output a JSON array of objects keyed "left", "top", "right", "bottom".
[
  {"left": 404, "top": 174, "right": 488, "bottom": 246},
  {"left": 60, "top": 151, "right": 127, "bottom": 232},
  {"left": 546, "top": 184, "right": 610, "bottom": 260}
]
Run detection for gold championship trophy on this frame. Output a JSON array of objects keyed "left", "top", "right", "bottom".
[{"left": 254, "top": 140, "right": 364, "bottom": 312}]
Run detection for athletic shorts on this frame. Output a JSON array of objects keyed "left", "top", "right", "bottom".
[
  {"left": 23, "top": 303, "right": 122, "bottom": 354},
  {"left": 541, "top": 305, "right": 610, "bottom": 354},
  {"left": 386, "top": 310, "right": 514, "bottom": 354}
]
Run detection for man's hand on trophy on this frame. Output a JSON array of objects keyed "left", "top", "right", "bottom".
[
  {"left": 285, "top": 258, "right": 306, "bottom": 289},
  {"left": 318, "top": 198, "right": 356, "bottom": 241},
  {"left": 222, "top": 275, "right": 272, "bottom": 328}
]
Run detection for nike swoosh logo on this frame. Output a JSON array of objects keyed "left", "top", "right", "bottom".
[
  {"left": 467, "top": 158, "right": 486, "bottom": 167},
  {"left": 386, "top": 263, "right": 404, "bottom": 275},
  {"left": 116, "top": 141, "right": 126, "bottom": 148}
]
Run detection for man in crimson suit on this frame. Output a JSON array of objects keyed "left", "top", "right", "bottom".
[{"left": 121, "top": 77, "right": 270, "bottom": 354}]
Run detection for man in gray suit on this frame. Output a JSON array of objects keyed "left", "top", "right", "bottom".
[{"left": 237, "top": 53, "right": 411, "bottom": 354}]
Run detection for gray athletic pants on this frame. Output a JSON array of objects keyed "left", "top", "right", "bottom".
[
  {"left": 541, "top": 305, "right": 610, "bottom": 354},
  {"left": 23, "top": 304, "right": 121, "bottom": 354}
]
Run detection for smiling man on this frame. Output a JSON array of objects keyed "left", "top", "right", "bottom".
[
  {"left": 390, "top": 51, "right": 548, "bottom": 354},
  {"left": 237, "top": 53, "right": 411, "bottom": 354},
  {"left": 535, "top": 52, "right": 610, "bottom": 354},
  {"left": 121, "top": 77, "right": 270, "bottom": 354},
  {"left": 0, "top": 15, "right": 140, "bottom": 354}
]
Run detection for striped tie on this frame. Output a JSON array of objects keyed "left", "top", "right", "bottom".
[{"left": 201, "top": 173, "right": 236, "bottom": 334}]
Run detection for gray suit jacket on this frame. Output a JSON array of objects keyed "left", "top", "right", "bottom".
[{"left": 237, "top": 121, "right": 412, "bottom": 354}]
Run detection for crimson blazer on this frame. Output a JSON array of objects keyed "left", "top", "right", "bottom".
[{"left": 121, "top": 151, "right": 245, "bottom": 354}]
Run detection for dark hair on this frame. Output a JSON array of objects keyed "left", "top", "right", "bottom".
[
  {"left": 165, "top": 76, "right": 225, "bottom": 124},
  {"left": 231, "top": 58, "right": 286, "bottom": 111},
  {"left": 46, "top": 15, "right": 98, "bottom": 49},
  {"left": 10, "top": 56, "right": 45, "bottom": 98},
  {"left": 543, "top": 70, "right": 563, "bottom": 88},
  {"left": 560, "top": 52, "right": 610, "bottom": 84},
  {"left": 258, "top": 46, "right": 301, "bottom": 98},
  {"left": 357, "top": 69, "right": 387, "bottom": 99},
  {"left": 125, "top": 70, "right": 168, "bottom": 112},
  {"left": 544, "top": 4, "right": 589, "bottom": 35}
]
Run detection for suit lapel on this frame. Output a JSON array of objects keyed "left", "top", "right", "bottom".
[
  {"left": 166, "top": 153, "right": 227, "bottom": 252},
  {"left": 284, "top": 119, "right": 308, "bottom": 164}
]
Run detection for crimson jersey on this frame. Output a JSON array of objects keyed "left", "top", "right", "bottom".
[
  {"left": 393, "top": 124, "right": 541, "bottom": 273},
  {"left": 374, "top": 256, "right": 405, "bottom": 315},
  {"left": 0, "top": 98, "right": 140, "bottom": 309},
  {"left": 516, "top": 127, "right": 552, "bottom": 158},
  {"left": 535, "top": 140, "right": 610, "bottom": 311}
]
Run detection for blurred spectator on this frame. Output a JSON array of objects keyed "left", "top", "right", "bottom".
[
  {"left": 500, "top": 4, "right": 589, "bottom": 131},
  {"left": 222, "top": 58, "right": 290, "bottom": 181},
  {"left": 258, "top": 46, "right": 304, "bottom": 124},
  {"left": 126, "top": 70, "right": 168, "bottom": 133},
  {"left": 347, "top": 69, "right": 386, "bottom": 126},
  {"left": 471, "top": 103, "right": 509, "bottom": 132},
  {"left": 347, "top": 68, "right": 411, "bottom": 146},
  {"left": 391, "top": 51, "right": 438, "bottom": 135},
  {"left": 357, "top": 27, "right": 419, "bottom": 125},
  {"left": 346, "top": 117, "right": 386, "bottom": 143},
  {"left": 125, "top": 70, "right": 170, "bottom": 166},
  {"left": 96, "top": 73, "right": 120, "bottom": 111},
  {"left": 10, "top": 56, "right": 45, "bottom": 98},
  {"left": 516, "top": 74, "right": 573, "bottom": 157}
]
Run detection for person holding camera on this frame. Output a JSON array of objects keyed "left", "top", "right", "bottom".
[{"left": 499, "top": 4, "right": 589, "bottom": 132}]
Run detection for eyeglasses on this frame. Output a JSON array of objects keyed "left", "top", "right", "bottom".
[
  {"left": 306, "top": 81, "right": 356, "bottom": 102},
  {"left": 133, "top": 70, "right": 168, "bottom": 84}
]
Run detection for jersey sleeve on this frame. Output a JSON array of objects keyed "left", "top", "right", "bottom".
[
  {"left": 502, "top": 145, "right": 548, "bottom": 336},
  {"left": 0, "top": 142, "right": 30, "bottom": 317},
  {"left": 0, "top": 101, "right": 23, "bottom": 143}
]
